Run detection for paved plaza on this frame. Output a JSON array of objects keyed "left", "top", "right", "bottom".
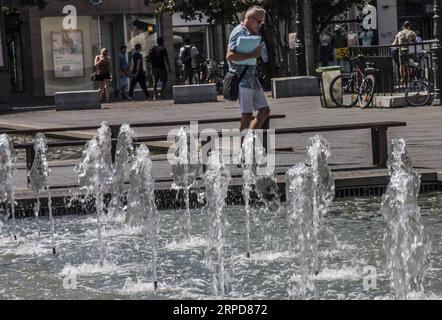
[{"left": 1, "top": 95, "right": 442, "bottom": 198}]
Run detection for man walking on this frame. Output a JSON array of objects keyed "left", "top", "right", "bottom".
[
  {"left": 146, "top": 37, "right": 170, "bottom": 100},
  {"left": 180, "top": 38, "right": 200, "bottom": 84},
  {"left": 128, "top": 43, "right": 150, "bottom": 100},
  {"left": 115, "top": 45, "right": 132, "bottom": 101},
  {"left": 226, "top": 5, "right": 270, "bottom": 132}
]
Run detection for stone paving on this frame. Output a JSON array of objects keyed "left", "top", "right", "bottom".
[{"left": 2, "top": 95, "right": 442, "bottom": 199}]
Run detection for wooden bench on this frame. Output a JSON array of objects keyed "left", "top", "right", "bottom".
[
  {"left": 13, "top": 119, "right": 404, "bottom": 171},
  {"left": 1, "top": 114, "right": 286, "bottom": 137},
  {"left": 275, "top": 121, "right": 407, "bottom": 167},
  {"left": 10, "top": 115, "right": 286, "bottom": 185},
  {"left": 198, "top": 121, "right": 407, "bottom": 168}
]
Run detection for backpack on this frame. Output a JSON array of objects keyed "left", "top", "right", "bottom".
[{"left": 182, "top": 46, "right": 192, "bottom": 66}]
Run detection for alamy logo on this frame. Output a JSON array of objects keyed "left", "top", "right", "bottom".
[
  {"left": 166, "top": 121, "right": 276, "bottom": 176},
  {"left": 62, "top": 5, "right": 77, "bottom": 30},
  {"left": 362, "top": 265, "right": 377, "bottom": 290},
  {"left": 63, "top": 274, "right": 77, "bottom": 290},
  {"left": 362, "top": 4, "right": 377, "bottom": 30}
]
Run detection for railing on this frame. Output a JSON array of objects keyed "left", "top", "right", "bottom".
[{"left": 349, "top": 40, "right": 435, "bottom": 95}]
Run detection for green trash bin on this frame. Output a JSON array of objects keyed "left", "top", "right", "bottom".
[{"left": 316, "top": 66, "right": 341, "bottom": 108}]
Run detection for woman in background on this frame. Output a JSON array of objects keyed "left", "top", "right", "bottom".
[{"left": 94, "top": 48, "right": 112, "bottom": 103}]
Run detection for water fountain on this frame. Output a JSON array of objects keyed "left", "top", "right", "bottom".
[
  {"left": 74, "top": 121, "right": 113, "bottom": 265},
  {"left": 110, "top": 123, "right": 134, "bottom": 215},
  {"left": 0, "top": 134, "right": 17, "bottom": 240},
  {"left": 241, "top": 130, "right": 256, "bottom": 258},
  {"left": 306, "top": 135, "right": 335, "bottom": 275},
  {"left": 126, "top": 144, "right": 159, "bottom": 290},
  {"left": 285, "top": 135, "right": 335, "bottom": 299},
  {"left": 171, "top": 127, "right": 200, "bottom": 239},
  {"left": 28, "top": 133, "right": 56, "bottom": 254},
  {"left": 286, "top": 163, "right": 315, "bottom": 298},
  {"left": 205, "top": 151, "right": 231, "bottom": 298},
  {"left": 242, "top": 129, "right": 282, "bottom": 256},
  {"left": 381, "top": 138, "right": 431, "bottom": 299},
  {"left": 4, "top": 124, "right": 442, "bottom": 300}
]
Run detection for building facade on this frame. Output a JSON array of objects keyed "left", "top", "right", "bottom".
[{"left": 0, "top": 0, "right": 180, "bottom": 97}]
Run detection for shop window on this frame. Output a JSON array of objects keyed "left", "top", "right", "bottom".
[{"left": 125, "top": 14, "right": 156, "bottom": 75}]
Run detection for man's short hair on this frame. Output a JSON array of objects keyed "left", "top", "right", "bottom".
[
  {"left": 184, "top": 38, "right": 190, "bottom": 45},
  {"left": 135, "top": 43, "right": 142, "bottom": 51},
  {"left": 245, "top": 5, "right": 266, "bottom": 17},
  {"left": 157, "top": 37, "right": 164, "bottom": 46},
  {"left": 120, "top": 45, "right": 127, "bottom": 51}
]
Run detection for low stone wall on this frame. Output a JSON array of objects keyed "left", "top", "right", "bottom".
[
  {"left": 173, "top": 84, "right": 217, "bottom": 104},
  {"left": 55, "top": 90, "right": 101, "bottom": 111},
  {"left": 272, "top": 76, "right": 319, "bottom": 98}
]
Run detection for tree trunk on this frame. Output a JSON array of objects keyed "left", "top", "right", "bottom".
[
  {"left": 303, "top": 0, "right": 315, "bottom": 76},
  {"left": 221, "top": 19, "right": 227, "bottom": 66}
]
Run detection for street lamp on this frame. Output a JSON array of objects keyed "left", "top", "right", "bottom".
[{"left": 433, "top": 0, "right": 442, "bottom": 105}]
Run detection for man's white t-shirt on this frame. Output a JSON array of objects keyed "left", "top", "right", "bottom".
[{"left": 179, "top": 45, "right": 200, "bottom": 66}]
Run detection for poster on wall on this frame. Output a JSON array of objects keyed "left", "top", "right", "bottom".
[{"left": 51, "top": 30, "right": 85, "bottom": 78}]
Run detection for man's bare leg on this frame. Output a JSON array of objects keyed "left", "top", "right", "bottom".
[
  {"left": 240, "top": 113, "right": 254, "bottom": 133},
  {"left": 249, "top": 107, "right": 270, "bottom": 129}
]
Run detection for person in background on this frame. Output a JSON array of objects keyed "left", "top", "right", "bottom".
[
  {"left": 94, "top": 48, "right": 112, "bottom": 103},
  {"left": 392, "top": 21, "right": 417, "bottom": 84},
  {"left": 146, "top": 37, "right": 171, "bottom": 100},
  {"left": 319, "top": 29, "right": 332, "bottom": 67},
  {"left": 416, "top": 30, "right": 423, "bottom": 43},
  {"left": 128, "top": 43, "right": 150, "bottom": 100},
  {"left": 180, "top": 38, "right": 200, "bottom": 84},
  {"left": 115, "top": 45, "right": 132, "bottom": 101}
]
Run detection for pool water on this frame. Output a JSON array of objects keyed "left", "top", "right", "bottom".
[{"left": 1, "top": 194, "right": 442, "bottom": 300}]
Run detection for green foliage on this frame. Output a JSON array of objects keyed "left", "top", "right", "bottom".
[
  {"left": 149, "top": 0, "right": 362, "bottom": 29},
  {"left": 2, "top": 0, "right": 47, "bottom": 28},
  {"left": 2, "top": 7, "right": 24, "bottom": 27},
  {"left": 313, "top": 0, "right": 364, "bottom": 32}
]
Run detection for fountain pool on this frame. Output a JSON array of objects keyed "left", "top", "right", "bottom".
[{"left": 2, "top": 194, "right": 442, "bottom": 300}]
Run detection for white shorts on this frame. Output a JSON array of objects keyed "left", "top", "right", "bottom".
[{"left": 238, "top": 86, "right": 269, "bottom": 114}]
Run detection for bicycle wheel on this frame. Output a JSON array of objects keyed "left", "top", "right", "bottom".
[
  {"left": 358, "top": 74, "right": 376, "bottom": 109},
  {"left": 329, "top": 74, "right": 359, "bottom": 108},
  {"left": 405, "top": 80, "right": 432, "bottom": 107}
]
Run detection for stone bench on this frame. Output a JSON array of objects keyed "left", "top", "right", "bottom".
[
  {"left": 272, "top": 76, "right": 319, "bottom": 98},
  {"left": 173, "top": 84, "right": 217, "bottom": 104},
  {"left": 55, "top": 90, "right": 101, "bottom": 111}
]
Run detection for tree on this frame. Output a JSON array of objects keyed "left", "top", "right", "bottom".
[
  {"left": 147, "top": 0, "right": 364, "bottom": 76},
  {"left": 149, "top": 0, "right": 295, "bottom": 76},
  {"left": 312, "top": 0, "right": 364, "bottom": 34},
  {"left": 2, "top": 0, "right": 47, "bottom": 29}
]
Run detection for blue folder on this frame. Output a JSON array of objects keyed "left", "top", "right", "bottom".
[{"left": 234, "top": 35, "right": 262, "bottom": 65}]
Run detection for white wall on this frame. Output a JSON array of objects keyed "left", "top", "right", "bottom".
[{"left": 377, "top": 0, "right": 398, "bottom": 45}]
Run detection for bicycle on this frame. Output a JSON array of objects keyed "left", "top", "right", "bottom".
[
  {"left": 405, "top": 50, "right": 433, "bottom": 107},
  {"left": 190, "top": 59, "right": 210, "bottom": 85},
  {"left": 206, "top": 60, "right": 225, "bottom": 95},
  {"left": 329, "top": 60, "right": 377, "bottom": 108}
]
